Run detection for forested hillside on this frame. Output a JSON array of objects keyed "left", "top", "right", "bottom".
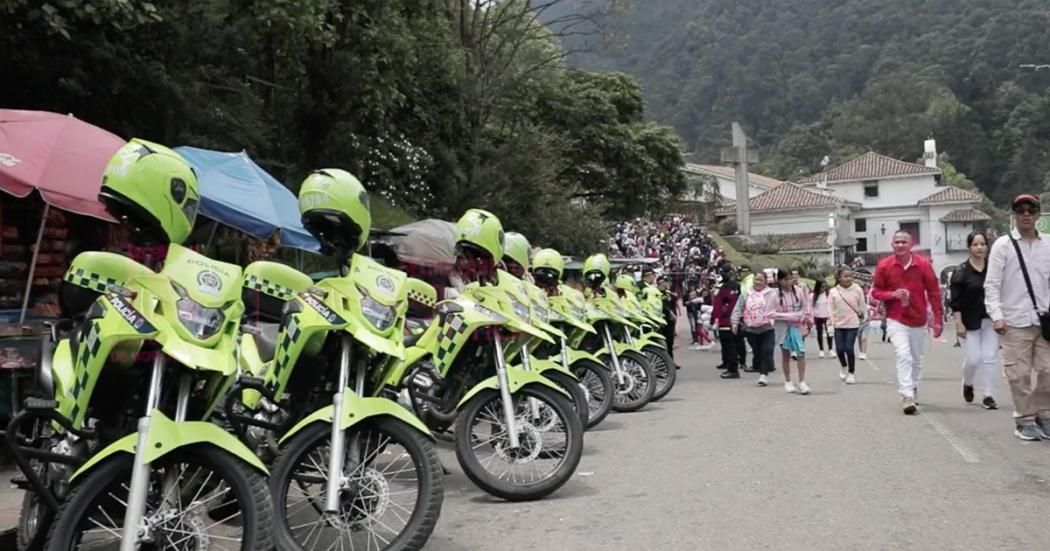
[{"left": 563, "top": 0, "right": 1050, "bottom": 205}]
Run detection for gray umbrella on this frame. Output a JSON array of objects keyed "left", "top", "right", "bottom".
[{"left": 380, "top": 219, "right": 458, "bottom": 266}]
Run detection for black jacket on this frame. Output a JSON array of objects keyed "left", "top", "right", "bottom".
[{"left": 949, "top": 260, "right": 989, "bottom": 331}]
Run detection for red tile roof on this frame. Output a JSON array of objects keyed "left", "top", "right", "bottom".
[
  {"left": 940, "top": 208, "right": 991, "bottom": 222},
  {"left": 682, "top": 163, "right": 783, "bottom": 189},
  {"left": 764, "top": 231, "right": 857, "bottom": 252},
  {"left": 917, "top": 186, "right": 984, "bottom": 205},
  {"left": 797, "top": 151, "right": 940, "bottom": 185},
  {"left": 716, "top": 182, "right": 854, "bottom": 215}
]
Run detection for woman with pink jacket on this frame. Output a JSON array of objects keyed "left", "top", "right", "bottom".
[{"left": 768, "top": 268, "right": 814, "bottom": 394}]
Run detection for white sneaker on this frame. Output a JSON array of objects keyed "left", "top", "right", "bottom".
[
  {"left": 758, "top": 374, "right": 768, "bottom": 386},
  {"left": 819, "top": 351, "right": 825, "bottom": 358},
  {"left": 846, "top": 373, "right": 856, "bottom": 385},
  {"left": 839, "top": 367, "right": 847, "bottom": 381},
  {"left": 858, "top": 352, "right": 867, "bottom": 360},
  {"left": 798, "top": 381, "right": 811, "bottom": 395},
  {"left": 785, "top": 381, "right": 797, "bottom": 393},
  {"left": 690, "top": 344, "right": 701, "bottom": 350}
]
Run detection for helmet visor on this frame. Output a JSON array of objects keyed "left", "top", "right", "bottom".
[{"left": 181, "top": 196, "right": 199, "bottom": 226}]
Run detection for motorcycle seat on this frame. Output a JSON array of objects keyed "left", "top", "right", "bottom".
[{"left": 243, "top": 322, "right": 281, "bottom": 363}]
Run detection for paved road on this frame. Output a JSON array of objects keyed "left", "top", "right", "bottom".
[
  {"left": 2, "top": 322, "right": 1048, "bottom": 549},
  {"left": 428, "top": 322, "right": 1050, "bottom": 550}
]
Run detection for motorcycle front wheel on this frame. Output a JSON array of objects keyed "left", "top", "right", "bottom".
[
  {"left": 645, "top": 344, "right": 677, "bottom": 401},
  {"left": 543, "top": 370, "right": 590, "bottom": 429},
  {"left": 455, "top": 386, "right": 583, "bottom": 501},
  {"left": 271, "top": 418, "right": 444, "bottom": 551},
  {"left": 571, "top": 359, "right": 614, "bottom": 429},
  {"left": 46, "top": 445, "right": 273, "bottom": 551},
  {"left": 608, "top": 350, "right": 656, "bottom": 413}
]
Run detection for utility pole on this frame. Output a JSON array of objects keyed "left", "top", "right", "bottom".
[{"left": 721, "top": 122, "right": 758, "bottom": 235}]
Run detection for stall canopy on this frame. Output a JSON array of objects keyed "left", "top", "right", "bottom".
[
  {"left": 0, "top": 110, "right": 124, "bottom": 322},
  {"left": 0, "top": 109, "right": 121, "bottom": 222},
  {"left": 175, "top": 147, "right": 319, "bottom": 252},
  {"left": 378, "top": 219, "right": 457, "bottom": 266}
]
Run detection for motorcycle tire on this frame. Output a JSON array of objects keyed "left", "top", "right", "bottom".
[
  {"left": 609, "top": 349, "right": 656, "bottom": 413},
  {"left": 645, "top": 344, "right": 677, "bottom": 401},
  {"left": 571, "top": 359, "right": 614, "bottom": 429},
  {"left": 46, "top": 445, "right": 273, "bottom": 551},
  {"left": 455, "top": 386, "right": 583, "bottom": 501},
  {"left": 17, "top": 487, "right": 53, "bottom": 551},
  {"left": 271, "top": 418, "right": 443, "bottom": 551},
  {"left": 543, "top": 370, "right": 590, "bottom": 429}
]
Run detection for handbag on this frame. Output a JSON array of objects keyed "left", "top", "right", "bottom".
[{"left": 1009, "top": 237, "right": 1050, "bottom": 341}]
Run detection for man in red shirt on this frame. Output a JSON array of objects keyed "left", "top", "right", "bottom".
[{"left": 872, "top": 231, "right": 944, "bottom": 414}]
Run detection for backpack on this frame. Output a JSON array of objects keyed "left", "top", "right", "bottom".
[{"left": 742, "top": 290, "right": 771, "bottom": 328}]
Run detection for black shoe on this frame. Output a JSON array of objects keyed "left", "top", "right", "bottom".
[
  {"left": 675, "top": 364, "right": 682, "bottom": 370},
  {"left": 742, "top": 365, "right": 756, "bottom": 373},
  {"left": 720, "top": 371, "right": 740, "bottom": 379},
  {"left": 716, "top": 364, "right": 726, "bottom": 370},
  {"left": 982, "top": 396, "right": 998, "bottom": 410},
  {"left": 963, "top": 384, "right": 974, "bottom": 403}
]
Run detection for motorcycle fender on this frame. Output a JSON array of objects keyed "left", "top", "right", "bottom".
[
  {"left": 456, "top": 366, "right": 569, "bottom": 409},
  {"left": 71, "top": 410, "right": 267, "bottom": 481},
  {"left": 529, "top": 356, "right": 576, "bottom": 379},
  {"left": 633, "top": 333, "right": 664, "bottom": 350},
  {"left": 566, "top": 348, "right": 604, "bottom": 367},
  {"left": 279, "top": 388, "right": 432, "bottom": 445},
  {"left": 612, "top": 340, "right": 641, "bottom": 357}
]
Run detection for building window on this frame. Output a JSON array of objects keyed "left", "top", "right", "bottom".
[
  {"left": 854, "top": 218, "right": 866, "bottom": 232},
  {"left": 856, "top": 238, "right": 868, "bottom": 252},
  {"left": 863, "top": 181, "right": 879, "bottom": 197},
  {"left": 899, "top": 221, "right": 920, "bottom": 245}
]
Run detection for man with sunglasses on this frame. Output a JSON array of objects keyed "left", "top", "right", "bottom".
[{"left": 985, "top": 193, "right": 1050, "bottom": 441}]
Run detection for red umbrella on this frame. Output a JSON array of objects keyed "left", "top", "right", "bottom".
[
  {"left": 0, "top": 109, "right": 124, "bottom": 322},
  {"left": 0, "top": 109, "right": 123, "bottom": 221}
]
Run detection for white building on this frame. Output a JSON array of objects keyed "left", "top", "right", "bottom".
[
  {"left": 679, "top": 163, "right": 782, "bottom": 207},
  {"left": 716, "top": 146, "right": 989, "bottom": 277}
]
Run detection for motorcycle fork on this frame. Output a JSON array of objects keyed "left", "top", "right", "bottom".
[
  {"left": 324, "top": 334, "right": 354, "bottom": 513},
  {"left": 602, "top": 325, "right": 628, "bottom": 385},
  {"left": 120, "top": 354, "right": 168, "bottom": 551},
  {"left": 493, "top": 334, "right": 520, "bottom": 448},
  {"left": 518, "top": 346, "right": 542, "bottom": 422}
]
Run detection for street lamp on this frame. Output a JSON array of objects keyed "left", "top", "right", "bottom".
[{"left": 827, "top": 212, "right": 836, "bottom": 268}]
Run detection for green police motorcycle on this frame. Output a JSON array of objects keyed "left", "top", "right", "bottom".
[
  {"left": 225, "top": 170, "right": 443, "bottom": 551},
  {"left": 580, "top": 254, "right": 656, "bottom": 412},
  {"left": 3, "top": 140, "right": 272, "bottom": 551},
  {"left": 613, "top": 274, "right": 677, "bottom": 401},
  {"left": 527, "top": 247, "right": 614, "bottom": 429},
  {"left": 499, "top": 234, "right": 589, "bottom": 428},
  {"left": 392, "top": 209, "right": 583, "bottom": 501}
]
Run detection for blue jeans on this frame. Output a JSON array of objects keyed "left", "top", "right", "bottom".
[{"left": 835, "top": 327, "right": 859, "bottom": 373}]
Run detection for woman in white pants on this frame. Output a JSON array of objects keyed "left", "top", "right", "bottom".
[{"left": 949, "top": 231, "right": 999, "bottom": 409}]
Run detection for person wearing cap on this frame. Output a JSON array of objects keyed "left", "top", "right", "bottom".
[{"left": 984, "top": 193, "right": 1050, "bottom": 441}]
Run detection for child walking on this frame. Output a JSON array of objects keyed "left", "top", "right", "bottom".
[{"left": 768, "top": 268, "right": 814, "bottom": 394}]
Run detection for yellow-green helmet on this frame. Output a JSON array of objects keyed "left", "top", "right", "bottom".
[
  {"left": 531, "top": 248, "right": 564, "bottom": 285},
  {"left": 298, "top": 169, "right": 371, "bottom": 256},
  {"left": 582, "top": 253, "right": 611, "bottom": 286},
  {"left": 99, "top": 138, "right": 200, "bottom": 245},
  {"left": 614, "top": 273, "right": 637, "bottom": 292},
  {"left": 455, "top": 208, "right": 504, "bottom": 261},
  {"left": 503, "top": 232, "right": 531, "bottom": 271}
]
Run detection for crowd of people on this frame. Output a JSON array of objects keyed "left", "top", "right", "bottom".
[{"left": 614, "top": 192, "right": 1050, "bottom": 442}]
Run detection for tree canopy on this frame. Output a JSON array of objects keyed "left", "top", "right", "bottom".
[
  {"left": 0, "top": 0, "right": 685, "bottom": 254},
  {"left": 562, "top": 0, "right": 1050, "bottom": 207}
]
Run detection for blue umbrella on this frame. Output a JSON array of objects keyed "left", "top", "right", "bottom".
[{"left": 175, "top": 146, "right": 319, "bottom": 252}]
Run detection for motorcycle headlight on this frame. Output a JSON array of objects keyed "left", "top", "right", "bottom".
[
  {"left": 172, "top": 282, "right": 226, "bottom": 340},
  {"left": 510, "top": 297, "right": 530, "bottom": 323},
  {"left": 547, "top": 309, "right": 565, "bottom": 322},
  {"left": 532, "top": 300, "right": 549, "bottom": 323},
  {"left": 475, "top": 303, "right": 508, "bottom": 322},
  {"left": 356, "top": 284, "right": 398, "bottom": 331}
]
